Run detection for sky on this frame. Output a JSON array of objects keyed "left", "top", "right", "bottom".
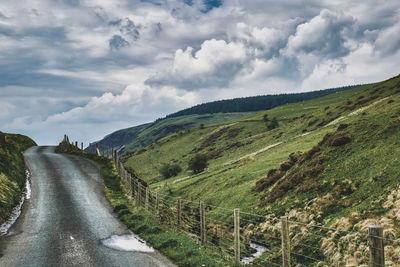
[{"left": 0, "top": 0, "right": 399, "bottom": 145}]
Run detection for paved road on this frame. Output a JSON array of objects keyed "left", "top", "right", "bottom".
[{"left": 0, "top": 146, "right": 174, "bottom": 267}]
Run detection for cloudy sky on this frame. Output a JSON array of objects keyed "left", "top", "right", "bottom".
[{"left": 1, "top": 0, "right": 399, "bottom": 145}]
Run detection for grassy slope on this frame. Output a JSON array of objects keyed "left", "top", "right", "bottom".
[
  {"left": 125, "top": 75, "right": 400, "bottom": 264},
  {"left": 125, "top": 82, "right": 369, "bottom": 207},
  {"left": 0, "top": 132, "right": 36, "bottom": 223},
  {"left": 93, "top": 113, "right": 254, "bottom": 156},
  {"left": 123, "top": 113, "right": 254, "bottom": 154}
]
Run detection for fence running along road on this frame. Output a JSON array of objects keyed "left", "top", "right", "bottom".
[{"left": 83, "top": 140, "right": 399, "bottom": 267}]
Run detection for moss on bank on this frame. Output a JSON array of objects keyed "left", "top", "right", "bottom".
[{"left": 0, "top": 131, "right": 36, "bottom": 224}]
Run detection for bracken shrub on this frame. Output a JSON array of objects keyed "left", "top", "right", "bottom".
[
  {"left": 267, "top": 117, "right": 279, "bottom": 130},
  {"left": 254, "top": 152, "right": 302, "bottom": 192},
  {"left": 268, "top": 170, "right": 305, "bottom": 202},
  {"left": 188, "top": 154, "right": 208, "bottom": 174},
  {"left": 279, "top": 161, "right": 293, "bottom": 171},
  {"left": 299, "top": 180, "right": 316, "bottom": 193},
  {"left": 254, "top": 170, "right": 283, "bottom": 191},
  {"left": 298, "top": 145, "right": 320, "bottom": 163},
  {"left": 159, "top": 163, "right": 182, "bottom": 179},
  {"left": 113, "top": 204, "right": 128, "bottom": 213},
  {"left": 330, "top": 134, "right": 351, "bottom": 146}
]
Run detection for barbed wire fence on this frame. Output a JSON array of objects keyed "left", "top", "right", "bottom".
[{"left": 79, "top": 141, "right": 399, "bottom": 266}]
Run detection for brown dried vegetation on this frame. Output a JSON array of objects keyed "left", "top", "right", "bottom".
[{"left": 260, "top": 129, "right": 352, "bottom": 203}]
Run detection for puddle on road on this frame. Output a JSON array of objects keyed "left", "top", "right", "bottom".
[
  {"left": 101, "top": 234, "right": 155, "bottom": 253},
  {"left": 0, "top": 170, "right": 31, "bottom": 236}
]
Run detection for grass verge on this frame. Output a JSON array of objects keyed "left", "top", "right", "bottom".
[{"left": 0, "top": 131, "right": 36, "bottom": 224}]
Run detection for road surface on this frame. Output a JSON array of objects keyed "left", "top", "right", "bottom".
[{"left": 0, "top": 146, "right": 174, "bottom": 267}]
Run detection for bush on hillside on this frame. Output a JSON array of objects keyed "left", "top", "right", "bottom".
[
  {"left": 267, "top": 117, "right": 279, "bottom": 130},
  {"left": 330, "top": 134, "right": 351, "bottom": 146},
  {"left": 188, "top": 154, "right": 208, "bottom": 174},
  {"left": 159, "top": 163, "right": 182, "bottom": 179},
  {"left": 254, "top": 170, "right": 284, "bottom": 191}
]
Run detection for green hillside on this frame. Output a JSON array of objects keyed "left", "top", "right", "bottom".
[
  {"left": 124, "top": 75, "right": 400, "bottom": 265},
  {"left": 0, "top": 132, "right": 36, "bottom": 224},
  {"left": 92, "top": 85, "right": 360, "bottom": 156},
  {"left": 165, "top": 85, "right": 361, "bottom": 118},
  {"left": 92, "top": 113, "right": 254, "bottom": 156}
]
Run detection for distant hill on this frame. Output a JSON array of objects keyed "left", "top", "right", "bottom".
[
  {"left": 88, "top": 113, "right": 253, "bottom": 156},
  {"left": 91, "top": 85, "right": 362, "bottom": 155},
  {"left": 163, "top": 85, "right": 362, "bottom": 119}
]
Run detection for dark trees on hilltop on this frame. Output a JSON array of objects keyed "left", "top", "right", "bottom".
[{"left": 162, "top": 85, "right": 363, "bottom": 119}]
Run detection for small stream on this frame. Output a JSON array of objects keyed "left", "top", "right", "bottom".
[
  {"left": 241, "top": 242, "right": 268, "bottom": 264},
  {"left": 0, "top": 170, "right": 31, "bottom": 236}
]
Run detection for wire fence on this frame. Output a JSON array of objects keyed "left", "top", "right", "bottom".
[{"left": 80, "top": 141, "right": 400, "bottom": 267}]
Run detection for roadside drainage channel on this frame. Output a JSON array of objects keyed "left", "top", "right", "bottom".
[
  {"left": 0, "top": 170, "right": 32, "bottom": 236},
  {"left": 101, "top": 234, "right": 155, "bottom": 253},
  {"left": 241, "top": 242, "right": 268, "bottom": 264}
]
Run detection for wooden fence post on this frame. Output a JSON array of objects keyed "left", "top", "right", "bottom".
[
  {"left": 145, "top": 187, "right": 149, "bottom": 210},
  {"left": 177, "top": 197, "right": 182, "bottom": 230},
  {"left": 137, "top": 182, "right": 142, "bottom": 207},
  {"left": 281, "top": 216, "right": 291, "bottom": 267},
  {"left": 134, "top": 180, "right": 138, "bottom": 205},
  {"left": 200, "top": 201, "right": 206, "bottom": 245},
  {"left": 128, "top": 173, "right": 132, "bottom": 195},
  {"left": 81, "top": 142, "right": 83, "bottom": 150},
  {"left": 96, "top": 143, "right": 100, "bottom": 156},
  {"left": 155, "top": 192, "right": 159, "bottom": 218},
  {"left": 234, "top": 208, "right": 240, "bottom": 265},
  {"left": 131, "top": 176, "right": 135, "bottom": 198},
  {"left": 369, "top": 225, "right": 384, "bottom": 267},
  {"left": 102, "top": 146, "right": 104, "bottom": 156},
  {"left": 125, "top": 169, "right": 128, "bottom": 189},
  {"left": 75, "top": 141, "right": 78, "bottom": 147}
]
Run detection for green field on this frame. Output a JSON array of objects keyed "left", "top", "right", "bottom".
[{"left": 124, "top": 74, "right": 400, "bottom": 265}]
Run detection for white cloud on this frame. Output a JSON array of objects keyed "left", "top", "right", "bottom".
[
  {"left": 301, "top": 43, "right": 400, "bottom": 91},
  {"left": 0, "top": 101, "right": 14, "bottom": 119},
  {"left": 374, "top": 21, "right": 400, "bottom": 56},
  {"left": 233, "top": 22, "right": 287, "bottom": 57},
  {"left": 283, "top": 9, "right": 355, "bottom": 58},
  {"left": 172, "top": 39, "right": 247, "bottom": 77},
  {"left": 147, "top": 39, "right": 248, "bottom": 89},
  {"left": 43, "top": 82, "right": 197, "bottom": 129},
  {"left": 1, "top": 0, "right": 400, "bottom": 145}
]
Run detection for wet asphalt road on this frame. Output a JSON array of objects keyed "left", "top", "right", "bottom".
[{"left": 0, "top": 146, "right": 174, "bottom": 267}]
